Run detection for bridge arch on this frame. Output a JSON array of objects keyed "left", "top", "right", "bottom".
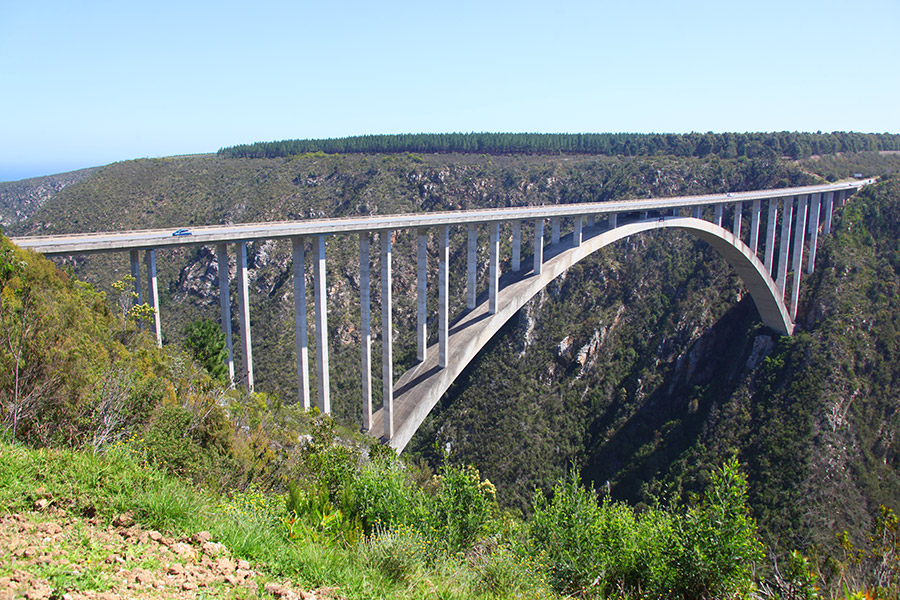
[{"left": 371, "top": 216, "right": 793, "bottom": 451}]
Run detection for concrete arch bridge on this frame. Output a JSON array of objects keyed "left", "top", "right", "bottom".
[{"left": 12, "top": 180, "right": 873, "bottom": 451}]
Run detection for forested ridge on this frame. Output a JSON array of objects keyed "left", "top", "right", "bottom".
[
  {"left": 218, "top": 131, "right": 900, "bottom": 161},
  {"left": 3, "top": 147, "right": 900, "bottom": 597}
]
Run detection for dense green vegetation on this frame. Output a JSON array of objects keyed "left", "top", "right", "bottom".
[{"left": 218, "top": 131, "right": 900, "bottom": 161}]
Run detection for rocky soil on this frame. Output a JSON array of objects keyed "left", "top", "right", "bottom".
[{"left": 0, "top": 504, "right": 330, "bottom": 600}]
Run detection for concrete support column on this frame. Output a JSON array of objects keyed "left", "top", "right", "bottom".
[
  {"left": 692, "top": 206, "right": 702, "bottom": 219},
  {"left": 764, "top": 199, "right": 778, "bottom": 275},
  {"left": 551, "top": 217, "right": 561, "bottom": 245},
  {"left": 750, "top": 199, "right": 761, "bottom": 255},
  {"left": 489, "top": 222, "right": 499, "bottom": 314},
  {"left": 511, "top": 219, "right": 522, "bottom": 271},
  {"left": 291, "top": 238, "right": 310, "bottom": 408},
  {"left": 673, "top": 207, "right": 682, "bottom": 217},
  {"left": 733, "top": 202, "right": 743, "bottom": 238},
  {"left": 380, "top": 231, "right": 393, "bottom": 440},
  {"left": 438, "top": 226, "right": 449, "bottom": 368},
  {"left": 129, "top": 250, "right": 143, "bottom": 304},
  {"left": 776, "top": 197, "right": 794, "bottom": 296},
  {"left": 358, "top": 234, "right": 371, "bottom": 428},
  {"left": 216, "top": 244, "right": 234, "bottom": 385},
  {"left": 313, "top": 235, "right": 330, "bottom": 413},
  {"left": 836, "top": 189, "right": 846, "bottom": 208},
  {"left": 235, "top": 242, "right": 253, "bottom": 391},
  {"left": 416, "top": 228, "right": 427, "bottom": 362},
  {"left": 144, "top": 249, "right": 162, "bottom": 348},
  {"left": 642, "top": 211, "right": 649, "bottom": 220},
  {"left": 823, "top": 191, "right": 835, "bottom": 235},
  {"left": 467, "top": 224, "right": 477, "bottom": 310},
  {"left": 790, "top": 195, "right": 809, "bottom": 318},
  {"left": 533, "top": 219, "right": 544, "bottom": 275},
  {"left": 714, "top": 204, "right": 723, "bottom": 227},
  {"left": 573, "top": 216, "right": 583, "bottom": 246},
  {"left": 586, "top": 214, "right": 595, "bottom": 227},
  {"left": 807, "top": 194, "right": 822, "bottom": 275},
  {"left": 608, "top": 213, "right": 618, "bottom": 229}
]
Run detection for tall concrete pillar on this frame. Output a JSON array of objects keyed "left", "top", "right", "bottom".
[
  {"left": 764, "top": 199, "right": 778, "bottom": 276},
  {"left": 823, "top": 191, "right": 835, "bottom": 235},
  {"left": 641, "top": 211, "right": 649, "bottom": 220},
  {"left": 489, "top": 222, "right": 499, "bottom": 314},
  {"left": 836, "top": 189, "right": 846, "bottom": 208},
  {"left": 511, "top": 220, "right": 522, "bottom": 272},
  {"left": 714, "top": 204, "right": 723, "bottom": 227},
  {"left": 235, "top": 242, "right": 253, "bottom": 391},
  {"left": 467, "top": 224, "right": 477, "bottom": 310},
  {"left": 807, "top": 194, "right": 822, "bottom": 275},
  {"left": 438, "top": 226, "right": 449, "bottom": 368},
  {"left": 608, "top": 213, "right": 618, "bottom": 229},
  {"left": 749, "top": 199, "right": 761, "bottom": 255},
  {"left": 129, "top": 250, "right": 143, "bottom": 304},
  {"left": 776, "top": 197, "right": 794, "bottom": 296},
  {"left": 416, "top": 228, "right": 427, "bottom": 362},
  {"left": 358, "top": 234, "right": 371, "bottom": 428},
  {"left": 313, "top": 235, "right": 330, "bottom": 413},
  {"left": 381, "top": 231, "right": 393, "bottom": 440},
  {"left": 144, "top": 249, "right": 162, "bottom": 348},
  {"left": 129, "top": 249, "right": 144, "bottom": 332},
  {"left": 673, "top": 207, "right": 682, "bottom": 217},
  {"left": 732, "top": 201, "right": 743, "bottom": 238},
  {"left": 586, "top": 214, "right": 595, "bottom": 227},
  {"left": 216, "top": 244, "right": 234, "bottom": 385},
  {"left": 292, "top": 237, "right": 310, "bottom": 409},
  {"left": 790, "top": 195, "right": 809, "bottom": 318},
  {"left": 551, "top": 217, "right": 561, "bottom": 245},
  {"left": 692, "top": 206, "right": 702, "bottom": 219},
  {"left": 573, "top": 216, "right": 583, "bottom": 246},
  {"left": 533, "top": 219, "right": 544, "bottom": 275}
]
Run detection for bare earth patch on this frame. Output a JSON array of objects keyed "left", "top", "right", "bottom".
[{"left": 0, "top": 507, "right": 330, "bottom": 600}]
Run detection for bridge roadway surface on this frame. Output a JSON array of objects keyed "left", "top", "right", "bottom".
[{"left": 10, "top": 180, "right": 869, "bottom": 255}]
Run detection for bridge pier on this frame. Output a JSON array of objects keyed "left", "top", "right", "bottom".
[
  {"left": 714, "top": 204, "right": 723, "bottom": 227},
  {"left": 381, "top": 231, "right": 393, "bottom": 439},
  {"left": 750, "top": 199, "right": 761, "bottom": 255},
  {"left": 438, "top": 226, "right": 449, "bottom": 368},
  {"left": 764, "top": 199, "right": 778, "bottom": 275},
  {"left": 313, "top": 235, "right": 330, "bottom": 413},
  {"left": 359, "top": 234, "right": 372, "bottom": 428},
  {"left": 216, "top": 244, "right": 235, "bottom": 385},
  {"left": 235, "top": 242, "right": 253, "bottom": 390},
  {"left": 790, "top": 195, "right": 809, "bottom": 318},
  {"left": 608, "top": 213, "right": 618, "bottom": 229},
  {"left": 417, "top": 229, "right": 428, "bottom": 362},
  {"left": 130, "top": 249, "right": 144, "bottom": 332},
  {"left": 551, "top": 217, "right": 561, "bottom": 245},
  {"left": 776, "top": 197, "right": 794, "bottom": 295},
  {"left": 467, "top": 224, "right": 477, "bottom": 310},
  {"left": 574, "top": 216, "right": 583, "bottom": 246},
  {"left": 292, "top": 238, "right": 310, "bottom": 408},
  {"left": 489, "top": 223, "right": 499, "bottom": 314},
  {"left": 586, "top": 214, "right": 595, "bottom": 227},
  {"left": 534, "top": 219, "right": 544, "bottom": 275},
  {"left": 511, "top": 220, "right": 522, "bottom": 271},
  {"left": 143, "top": 250, "right": 162, "bottom": 348},
  {"left": 692, "top": 206, "right": 702, "bottom": 219},
  {"left": 807, "top": 194, "right": 821, "bottom": 275},
  {"left": 823, "top": 191, "right": 835, "bottom": 235},
  {"left": 733, "top": 202, "right": 743, "bottom": 237}
]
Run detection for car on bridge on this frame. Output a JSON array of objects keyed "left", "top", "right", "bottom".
[{"left": 172, "top": 228, "right": 192, "bottom": 237}]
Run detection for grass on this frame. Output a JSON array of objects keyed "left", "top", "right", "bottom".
[{"left": 0, "top": 438, "right": 556, "bottom": 600}]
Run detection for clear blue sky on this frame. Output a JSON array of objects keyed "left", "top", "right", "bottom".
[{"left": 2, "top": 0, "right": 899, "bottom": 182}]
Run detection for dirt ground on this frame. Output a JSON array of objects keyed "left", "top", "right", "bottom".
[{"left": 0, "top": 505, "right": 328, "bottom": 600}]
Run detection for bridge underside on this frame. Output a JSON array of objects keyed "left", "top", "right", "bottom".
[{"left": 370, "top": 215, "right": 793, "bottom": 452}]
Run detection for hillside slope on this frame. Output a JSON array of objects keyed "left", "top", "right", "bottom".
[{"left": 6, "top": 151, "right": 900, "bottom": 566}]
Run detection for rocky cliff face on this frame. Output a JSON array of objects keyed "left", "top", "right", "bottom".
[{"left": 0, "top": 168, "right": 96, "bottom": 228}]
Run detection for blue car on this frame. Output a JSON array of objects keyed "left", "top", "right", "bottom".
[{"left": 172, "top": 228, "right": 192, "bottom": 237}]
